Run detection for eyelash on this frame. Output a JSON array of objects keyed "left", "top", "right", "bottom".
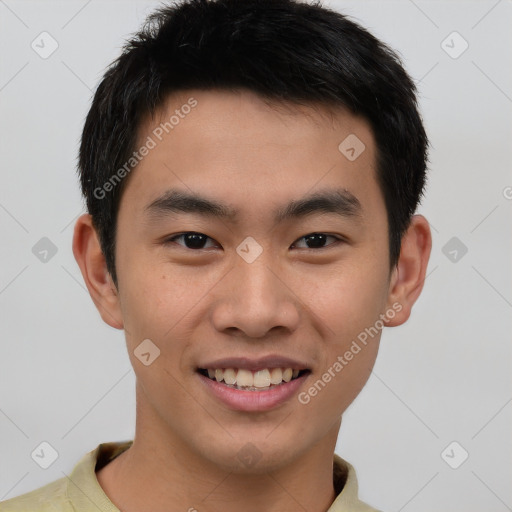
[{"left": 164, "top": 232, "right": 344, "bottom": 251}]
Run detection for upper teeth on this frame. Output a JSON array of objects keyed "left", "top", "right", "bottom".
[{"left": 206, "top": 368, "right": 300, "bottom": 388}]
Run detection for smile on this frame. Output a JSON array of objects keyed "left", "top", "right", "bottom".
[
  {"left": 197, "top": 363, "right": 311, "bottom": 411},
  {"left": 198, "top": 367, "right": 308, "bottom": 391}
]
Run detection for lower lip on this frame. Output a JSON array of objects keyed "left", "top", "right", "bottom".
[{"left": 198, "top": 372, "right": 309, "bottom": 412}]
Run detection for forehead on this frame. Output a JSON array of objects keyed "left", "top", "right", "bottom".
[
  {"left": 145, "top": 88, "right": 374, "bottom": 147},
  {"left": 122, "top": 88, "right": 383, "bottom": 224}
]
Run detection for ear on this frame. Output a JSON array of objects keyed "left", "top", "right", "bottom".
[
  {"left": 384, "top": 214, "right": 432, "bottom": 327},
  {"left": 72, "top": 214, "right": 124, "bottom": 329}
]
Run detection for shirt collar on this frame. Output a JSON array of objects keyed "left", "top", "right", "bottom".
[{"left": 66, "top": 441, "right": 380, "bottom": 512}]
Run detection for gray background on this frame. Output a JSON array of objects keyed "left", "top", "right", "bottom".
[{"left": 1, "top": 1, "right": 511, "bottom": 510}]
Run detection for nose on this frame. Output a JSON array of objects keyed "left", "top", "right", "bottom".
[{"left": 211, "top": 253, "right": 301, "bottom": 339}]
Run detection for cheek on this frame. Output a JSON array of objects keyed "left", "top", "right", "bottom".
[
  {"left": 119, "top": 274, "right": 194, "bottom": 411},
  {"left": 301, "top": 269, "right": 384, "bottom": 398},
  {"left": 307, "top": 259, "right": 389, "bottom": 345},
  {"left": 117, "top": 254, "right": 222, "bottom": 378},
  {"left": 117, "top": 240, "right": 184, "bottom": 320},
  {"left": 116, "top": 256, "right": 186, "bottom": 352},
  {"left": 304, "top": 346, "right": 378, "bottom": 422},
  {"left": 299, "top": 260, "right": 387, "bottom": 408}
]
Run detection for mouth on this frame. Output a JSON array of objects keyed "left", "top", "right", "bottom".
[
  {"left": 197, "top": 367, "right": 310, "bottom": 391},
  {"left": 196, "top": 356, "right": 312, "bottom": 413},
  {"left": 196, "top": 356, "right": 312, "bottom": 411}
]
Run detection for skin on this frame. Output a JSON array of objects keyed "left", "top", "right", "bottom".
[{"left": 73, "top": 89, "right": 431, "bottom": 512}]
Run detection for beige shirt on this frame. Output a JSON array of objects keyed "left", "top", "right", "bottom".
[{"left": 0, "top": 441, "right": 381, "bottom": 512}]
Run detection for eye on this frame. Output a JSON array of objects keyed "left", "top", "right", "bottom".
[
  {"left": 165, "top": 232, "right": 218, "bottom": 250},
  {"left": 164, "top": 232, "right": 343, "bottom": 251},
  {"left": 291, "top": 233, "right": 342, "bottom": 250}
]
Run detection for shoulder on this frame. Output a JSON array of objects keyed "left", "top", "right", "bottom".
[
  {"left": 330, "top": 454, "right": 384, "bottom": 512},
  {"left": 0, "top": 440, "right": 132, "bottom": 512},
  {"left": 0, "top": 476, "right": 72, "bottom": 512}
]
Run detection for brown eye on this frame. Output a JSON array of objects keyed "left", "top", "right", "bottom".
[
  {"left": 165, "top": 232, "right": 217, "bottom": 250},
  {"left": 291, "top": 233, "right": 341, "bottom": 249}
]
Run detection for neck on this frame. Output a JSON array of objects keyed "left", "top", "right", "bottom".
[{"left": 97, "top": 390, "right": 341, "bottom": 512}]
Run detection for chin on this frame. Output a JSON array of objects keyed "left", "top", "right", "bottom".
[{"left": 196, "top": 434, "right": 308, "bottom": 475}]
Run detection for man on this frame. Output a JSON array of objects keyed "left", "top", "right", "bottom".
[{"left": 0, "top": 0, "right": 431, "bottom": 510}]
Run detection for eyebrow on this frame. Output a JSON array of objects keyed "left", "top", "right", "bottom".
[{"left": 145, "top": 187, "right": 362, "bottom": 225}]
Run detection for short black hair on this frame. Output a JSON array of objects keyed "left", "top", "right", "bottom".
[{"left": 78, "top": 0, "right": 428, "bottom": 287}]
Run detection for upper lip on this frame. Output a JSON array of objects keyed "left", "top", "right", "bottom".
[{"left": 198, "top": 355, "right": 310, "bottom": 371}]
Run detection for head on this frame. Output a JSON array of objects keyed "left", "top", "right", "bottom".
[{"left": 73, "top": 0, "right": 431, "bottom": 473}]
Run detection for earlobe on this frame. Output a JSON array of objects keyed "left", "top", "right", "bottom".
[
  {"left": 72, "top": 214, "right": 124, "bottom": 330},
  {"left": 384, "top": 214, "right": 432, "bottom": 327}
]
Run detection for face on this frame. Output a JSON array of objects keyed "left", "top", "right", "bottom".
[{"left": 111, "top": 89, "right": 397, "bottom": 472}]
